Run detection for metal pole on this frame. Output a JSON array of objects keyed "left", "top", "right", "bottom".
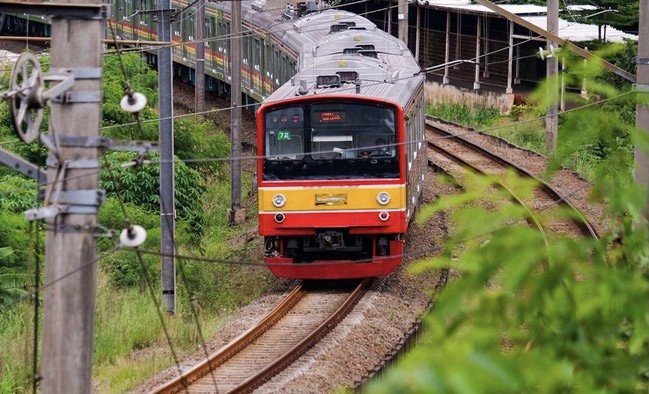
[
  {"left": 546, "top": 0, "right": 559, "bottom": 152},
  {"left": 158, "top": 0, "right": 176, "bottom": 313},
  {"left": 636, "top": 0, "right": 649, "bottom": 219},
  {"left": 229, "top": 0, "right": 243, "bottom": 224},
  {"left": 398, "top": 0, "right": 408, "bottom": 47},
  {"left": 195, "top": 0, "right": 205, "bottom": 114},
  {"left": 41, "top": 1, "right": 103, "bottom": 392}
]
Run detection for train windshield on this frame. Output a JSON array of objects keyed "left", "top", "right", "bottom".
[{"left": 263, "top": 103, "right": 399, "bottom": 181}]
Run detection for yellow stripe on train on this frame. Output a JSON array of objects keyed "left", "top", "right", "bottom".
[{"left": 258, "top": 185, "right": 406, "bottom": 211}]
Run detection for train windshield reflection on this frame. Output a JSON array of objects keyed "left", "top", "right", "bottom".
[{"left": 263, "top": 103, "right": 399, "bottom": 181}]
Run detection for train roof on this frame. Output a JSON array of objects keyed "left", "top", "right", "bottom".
[
  {"left": 264, "top": 54, "right": 423, "bottom": 108},
  {"left": 262, "top": 7, "right": 422, "bottom": 107}
]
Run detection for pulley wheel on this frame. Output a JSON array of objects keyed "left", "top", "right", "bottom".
[{"left": 9, "top": 52, "right": 45, "bottom": 143}]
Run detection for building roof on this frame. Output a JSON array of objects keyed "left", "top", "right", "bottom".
[{"left": 416, "top": 0, "right": 637, "bottom": 42}]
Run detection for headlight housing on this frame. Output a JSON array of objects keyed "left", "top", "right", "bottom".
[
  {"left": 272, "top": 193, "right": 286, "bottom": 207},
  {"left": 377, "top": 191, "right": 391, "bottom": 205}
]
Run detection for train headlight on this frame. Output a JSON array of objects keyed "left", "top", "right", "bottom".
[
  {"left": 377, "top": 191, "right": 391, "bottom": 205},
  {"left": 274, "top": 213, "right": 285, "bottom": 223},
  {"left": 272, "top": 194, "right": 287, "bottom": 207}
]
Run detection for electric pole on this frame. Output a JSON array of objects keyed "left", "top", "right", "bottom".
[
  {"left": 195, "top": 0, "right": 205, "bottom": 113},
  {"left": 398, "top": 0, "right": 408, "bottom": 47},
  {"left": 42, "top": 1, "right": 104, "bottom": 392},
  {"left": 636, "top": 0, "right": 649, "bottom": 219},
  {"left": 158, "top": 0, "right": 176, "bottom": 313},
  {"left": 546, "top": 0, "right": 559, "bottom": 152},
  {"left": 229, "top": 0, "right": 245, "bottom": 225}
]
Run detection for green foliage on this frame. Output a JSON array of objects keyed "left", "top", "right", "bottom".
[
  {"left": 101, "top": 53, "right": 230, "bottom": 178},
  {"left": 100, "top": 151, "right": 206, "bottom": 236},
  {"left": 370, "top": 51, "right": 648, "bottom": 392},
  {"left": 97, "top": 198, "right": 161, "bottom": 287},
  {"left": 0, "top": 247, "right": 28, "bottom": 307},
  {"left": 173, "top": 117, "right": 231, "bottom": 177},
  {"left": 0, "top": 211, "right": 30, "bottom": 272},
  {"left": 102, "top": 53, "right": 159, "bottom": 136},
  {"left": 0, "top": 175, "right": 39, "bottom": 213}
]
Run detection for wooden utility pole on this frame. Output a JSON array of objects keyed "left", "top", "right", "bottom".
[
  {"left": 158, "top": 0, "right": 176, "bottom": 313},
  {"left": 229, "top": 0, "right": 244, "bottom": 224},
  {"left": 636, "top": 0, "right": 649, "bottom": 218},
  {"left": 42, "top": 1, "right": 104, "bottom": 392},
  {"left": 398, "top": 0, "right": 408, "bottom": 46},
  {"left": 546, "top": 0, "right": 559, "bottom": 152},
  {"left": 195, "top": 0, "right": 205, "bottom": 113}
]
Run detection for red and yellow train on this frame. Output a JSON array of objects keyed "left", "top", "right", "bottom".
[{"left": 257, "top": 9, "right": 426, "bottom": 279}]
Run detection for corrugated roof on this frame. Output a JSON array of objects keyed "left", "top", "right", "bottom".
[{"left": 417, "top": 0, "right": 637, "bottom": 42}]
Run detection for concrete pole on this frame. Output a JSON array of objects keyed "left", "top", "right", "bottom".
[
  {"left": 473, "top": 15, "right": 481, "bottom": 90},
  {"left": 387, "top": 3, "right": 392, "bottom": 36},
  {"left": 443, "top": 12, "right": 450, "bottom": 84},
  {"left": 636, "top": 0, "right": 649, "bottom": 219},
  {"left": 546, "top": 0, "right": 559, "bottom": 152},
  {"left": 398, "top": 0, "right": 408, "bottom": 47},
  {"left": 158, "top": 0, "right": 176, "bottom": 313},
  {"left": 229, "top": 0, "right": 244, "bottom": 224},
  {"left": 41, "top": 1, "right": 102, "bottom": 392},
  {"left": 506, "top": 20, "right": 514, "bottom": 94},
  {"left": 415, "top": 2, "right": 420, "bottom": 62},
  {"left": 195, "top": 0, "right": 205, "bottom": 114}
]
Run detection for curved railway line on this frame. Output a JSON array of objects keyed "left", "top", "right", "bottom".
[
  {"left": 145, "top": 116, "right": 601, "bottom": 394},
  {"left": 426, "top": 116, "right": 599, "bottom": 241},
  {"left": 151, "top": 279, "right": 369, "bottom": 393}
]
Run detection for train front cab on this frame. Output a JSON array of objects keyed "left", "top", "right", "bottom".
[{"left": 257, "top": 95, "right": 411, "bottom": 279}]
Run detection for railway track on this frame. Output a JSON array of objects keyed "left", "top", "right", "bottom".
[
  {"left": 425, "top": 116, "right": 598, "bottom": 240},
  {"left": 150, "top": 279, "right": 368, "bottom": 394}
]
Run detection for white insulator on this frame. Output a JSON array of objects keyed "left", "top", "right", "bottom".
[
  {"left": 120, "top": 92, "right": 147, "bottom": 113},
  {"left": 119, "top": 225, "right": 147, "bottom": 247}
]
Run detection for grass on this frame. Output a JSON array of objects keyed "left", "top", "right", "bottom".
[
  {"left": 0, "top": 167, "right": 273, "bottom": 393},
  {"left": 425, "top": 102, "right": 619, "bottom": 180},
  {"left": 0, "top": 305, "right": 32, "bottom": 393},
  {"left": 91, "top": 170, "right": 272, "bottom": 392}
]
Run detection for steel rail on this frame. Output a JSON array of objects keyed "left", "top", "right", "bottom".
[
  {"left": 425, "top": 116, "right": 598, "bottom": 239},
  {"left": 151, "top": 284, "right": 305, "bottom": 394},
  {"left": 230, "top": 278, "right": 369, "bottom": 393},
  {"left": 150, "top": 279, "right": 368, "bottom": 394}
]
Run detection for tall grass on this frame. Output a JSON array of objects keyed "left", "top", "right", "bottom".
[
  {"left": 0, "top": 305, "right": 32, "bottom": 393},
  {"left": 0, "top": 169, "right": 272, "bottom": 393},
  {"left": 427, "top": 103, "right": 500, "bottom": 129},
  {"left": 425, "top": 102, "right": 616, "bottom": 179},
  {"left": 91, "top": 171, "right": 272, "bottom": 392}
]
